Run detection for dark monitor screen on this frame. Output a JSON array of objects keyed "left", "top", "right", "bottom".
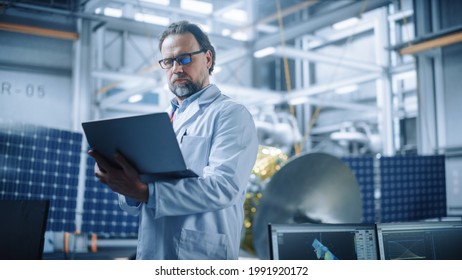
[
  {"left": 268, "top": 223, "right": 379, "bottom": 260},
  {"left": 376, "top": 221, "right": 462, "bottom": 260},
  {"left": 0, "top": 200, "right": 50, "bottom": 260}
]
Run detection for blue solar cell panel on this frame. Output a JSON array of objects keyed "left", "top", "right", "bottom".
[
  {"left": 81, "top": 153, "right": 138, "bottom": 237},
  {"left": 81, "top": 173, "right": 139, "bottom": 237},
  {"left": 341, "top": 156, "right": 376, "bottom": 223},
  {"left": 380, "top": 155, "right": 446, "bottom": 222},
  {"left": 0, "top": 119, "right": 81, "bottom": 232}
]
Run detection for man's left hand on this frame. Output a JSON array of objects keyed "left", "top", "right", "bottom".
[{"left": 88, "top": 150, "right": 149, "bottom": 202}]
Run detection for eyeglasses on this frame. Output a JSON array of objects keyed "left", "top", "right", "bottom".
[{"left": 158, "top": 49, "right": 206, "bottom": 69}]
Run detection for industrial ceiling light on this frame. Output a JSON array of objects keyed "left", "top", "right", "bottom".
[
  {"left": 335, "top": 84, "right": 358, "bottom": 95},
  {"left": 231, "top": 31, "right": 249, "bottom": 41},
  {"left": 141, "top": 0, "right": 170, "bottom": 5},
  {"left": 288, "top": 97, "right": 309, "bottom": 105},
  {"left": 181, "top": 0, "right": 213, "bottom": 15},
  {"left": 221, "top": 9, "right": 247, "bottom": 23},
  {"left": 221, "top": 29, "right": 231, "bottom": 36},
  {"left": 134, "top": 13, "right": 170, "bottom": 26},
  {"left": 332, "top": 17, "right": 360, "bottom": 30},
  {"left": 253, "top": 47, "right": 276, "bottom": 58},
  {"left": 101, "top": 7, "right": 123, "bottom": 18},
  {"left": 128, "top": 94, "right": 143, "bottom": 103}
]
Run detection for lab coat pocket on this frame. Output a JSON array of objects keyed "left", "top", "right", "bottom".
[
  {"left": 178, "top": 228, "right": 228, "bottom": 260},
  {"left": 180, "top": 135, "right": 209, "bottom": 176}
]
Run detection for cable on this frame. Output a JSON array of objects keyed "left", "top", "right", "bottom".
[
  {"left": 275, "top": 0, "right": 372, "bottom": 154},
  {"left": 275, "top": 0, "right": 300, "bottom": 155}
]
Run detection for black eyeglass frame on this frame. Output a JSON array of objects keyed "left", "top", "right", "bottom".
[{"left": 158, "top": 49, "right": 206, "bottom": 69}]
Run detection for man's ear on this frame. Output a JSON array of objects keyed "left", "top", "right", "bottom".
[{"left": 206, "top": 50, "right": 213, "bottom": 68}]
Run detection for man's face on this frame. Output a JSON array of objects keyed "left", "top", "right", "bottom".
[{"left": 160, "top": 33, "right": 212, "bottom": 99}]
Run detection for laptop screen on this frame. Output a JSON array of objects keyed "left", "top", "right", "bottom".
[
  {"left": 376, "top": 221, "right": 462, "bottom": 260},
  {"left": 82, "top": 113, "right": 198, "bottom": 180},
  {"left": 268, "top": 223, "right": 379, "bottom": 260}
]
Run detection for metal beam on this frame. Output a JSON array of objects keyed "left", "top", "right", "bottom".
[
  {"left": 400, "top": 31, "right": 462, "bottom": 55},
  {"left": 99, "top": 81, "right": 157, "bottom": 109},
  {"left": 310, "top": 111, "right": 379, "bottom": 134},
  {"left": 292, "top": 96, "right": 378, "bottom": 112},
  {"left": 254, "top": 0, "right": 391, "bottom": 50},
  {"left": 308, "top": 20, "right": 376, "bottom": 48},
  {"left": 5, "top": 1, "right": 246, "bottom": 49},
  {"left": 92, "top": 70, "right": 157, "bottom": 81},
  {"left": 216, "top": 48, "right": 251, "bottom": 65},
  {"left": 289, "top": 72, "right": 382, "bottom": 98},
  {"left": 272, "top": 46, "right": 383, "bottom": 73},
  {"left": 218, "top": 80, "right": 378, "bottom": 112},
  {"left": 233, "top": 0, "right": 318, "bottom": 34},
  {"left": 0, "top": 22, "right": 78, "bottom": 40}
]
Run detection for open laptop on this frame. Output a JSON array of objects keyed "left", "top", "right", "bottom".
[
  {"left": 376, "top": 220, "right": 462, "bottom": 260},
  {"left": 82, "top": 113, "right": 198, "bottom": 180},
  {"left": 0, "top": 200, "right": 50, "bottom": 260},
  {"left": 268, "top": 223, "right": 379, "bottom": 260}
]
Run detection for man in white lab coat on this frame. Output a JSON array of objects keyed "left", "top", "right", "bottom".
[{"left": 89, "top": 21, "right": 259, "bottom": 259}]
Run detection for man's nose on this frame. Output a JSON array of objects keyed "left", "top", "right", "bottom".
[{"left": 171, "top": 60, "right": 184, "bottom": 73}]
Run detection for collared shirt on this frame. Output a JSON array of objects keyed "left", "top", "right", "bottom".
[
  {"left": 169, "top": 84, "right": 211, "bottom": 117},
  {"left": 119, "top": 84, "right": 259, "bottom": 260}
]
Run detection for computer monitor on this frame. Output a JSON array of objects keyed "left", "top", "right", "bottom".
[
  {"left": 268, "top": 223, "right": 379, "bottom": 260},
  {"left": 0, "top": 200, "right": 50, "bottom": 260},
  {"left": 376, "top": 221, "right": 462, "bottom": 260}
]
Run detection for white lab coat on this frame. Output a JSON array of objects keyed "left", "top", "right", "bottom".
[{"left": 119, "top": 84, "right": 259, "bottom": 259}]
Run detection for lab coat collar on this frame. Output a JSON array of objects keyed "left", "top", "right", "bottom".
[
  {"left": 166, "top": 84, "right": 220, "bottom": 115},
  {"left": 168, "top": 84, "right": 221, "bottom": 131},
  {"left": 196, "top": 84, "right": 221, "bottom": 107}
]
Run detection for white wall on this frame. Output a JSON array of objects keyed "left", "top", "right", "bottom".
[{"left": 0, "top": 31, "right": 74, "bottom": 130}]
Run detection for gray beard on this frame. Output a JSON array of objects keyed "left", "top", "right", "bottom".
[{"left": 169, "top": 80, "right": 201, "bottom": 99}]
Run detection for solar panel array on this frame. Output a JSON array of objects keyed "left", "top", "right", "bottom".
[
  {"left": 380, "top": 155, "right": 446, "bottom": 222},
  {"left": 0, "top": 119, "right": 138, "bottom": 236},
  {"left": 81, "top": 154, "right": 138, "bottom": 237},
  {"left": 342, "top": 155, "right": 447, "bottom": 223},
  {"left": 0, "top": 118, "right": 448, "bottom": 237},
  {"left": 0, "top": 119, "right": 80, "bottom": 232},
  {"left": 341, "top": 156, "right": 376, "bottom": 223}
]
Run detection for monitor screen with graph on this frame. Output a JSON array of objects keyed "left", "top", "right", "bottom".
[
  {"left": 376, "top": 221, "right": 462, "bottom": 260},
  {"left": 268, "top": 223, "right": 379, "bottom": 260}
]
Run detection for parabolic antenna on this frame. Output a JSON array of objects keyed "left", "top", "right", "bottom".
[{"left": 252, "top": 152, "right": 362, "bottom": 259}]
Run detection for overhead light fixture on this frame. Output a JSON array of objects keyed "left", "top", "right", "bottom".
[
  {"left": 221, "top": 9, "right": 247, "bottom": 23},
  {"left": 332, "top": 17, "right": 359, "bottom": 30},
  {"left": 253, "top": 47, "right": 276, "bottom": 58},
  {"left": 307, "top": 39, "right": 324, "bottom": 49},
  {"left": 231, "top": 31, "right": 249, "bottom": 41},
  {"left": 256, "top": 24, "right": 278, "bottom": 34},
  {"left": 288, "top": 97, "right": 309, "bottom": 105},
  {"left": 335, "top": 84, "right": 358, "bottom": 95},
  {"left": 134, "top": 13, "right": 170, "bottom": 26},
  {"left": 141, "top": 0, "right": 170, "bottom": 5},
  {"left": 102, "top": 7, "right": 123, "bottom": 18},
  {"left": 221, "top": 29, "right": 231, "bottom": 36},
  {"left": 181, "top": 0, "right": 213, "bottom": 15},
  {"left": 128, "top": 94, "right": 143, "bottom": 103}
]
